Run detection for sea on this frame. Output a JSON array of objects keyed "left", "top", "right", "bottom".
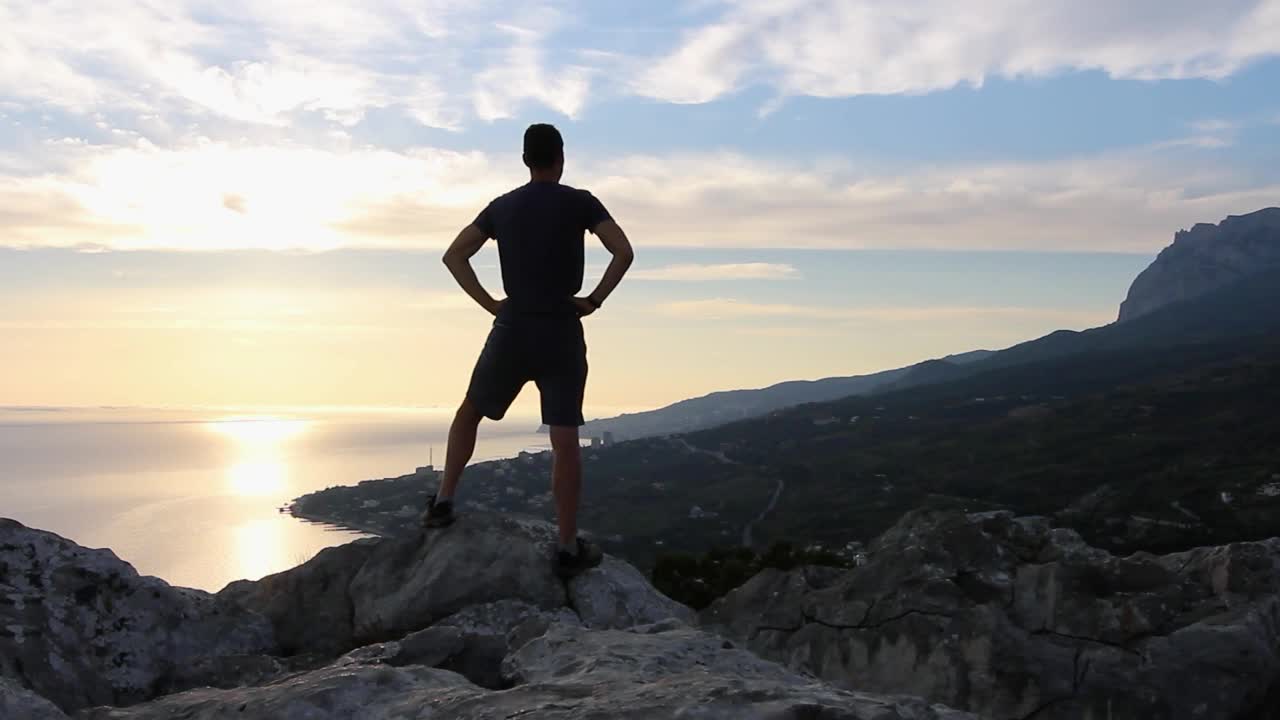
[{"left": 0, "top": 406, "right": 553, "bottom": 592}]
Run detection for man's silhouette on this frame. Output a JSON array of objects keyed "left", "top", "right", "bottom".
[{"left": 424, "top": 123, "right": 634, "bottom": 579}]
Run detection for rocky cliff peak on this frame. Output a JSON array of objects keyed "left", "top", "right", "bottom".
[
  {"left": 0, "top": 513, "right": 969, "bottom": 719},
  {"left": 1118, "top": 207, "right": 1280, "bottom": 322}
]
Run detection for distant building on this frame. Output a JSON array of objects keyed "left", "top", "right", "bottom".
[
  {"left": 601, "top": 431, "right": 615, "bottom": 445},
  {"left": 590, "top": 436, "right": 601, "bottom": 448}
]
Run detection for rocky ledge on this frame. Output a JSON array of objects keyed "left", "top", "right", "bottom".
[
  {"left": 1, "top": 513, "right": 969, "bottom": 719},
  {"left": 703, "top": 509, "right": 1280, "bottom": 719}
]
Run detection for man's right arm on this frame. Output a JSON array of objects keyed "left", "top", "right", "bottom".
[{"left": 583, "top": 219, "right": 634, "bottom": 310}]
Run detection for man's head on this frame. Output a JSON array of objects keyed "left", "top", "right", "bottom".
[{"left": 523, "top": 123, "right": 564, "bottom": 180}]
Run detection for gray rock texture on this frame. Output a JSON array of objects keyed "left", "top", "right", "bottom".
[
  {"left": 82, "top": 623, "right": 973, "bottom": 720},
  {"left": 567, "top": 554, "right": 697, "bottom": 629},
  {"left": 5, "top": 511, "right": 974, "bottom": 718},
  {"left": 0, "top": 519, "right": 276, "bottom": 712},
  {"left": 1, "top": 677, "right": 70, "bottom": 720},
  {"left": 1118, "top": 207, "right": 1280, "bottom": 321},
  {"left": 702, "top": 509, "right": 1280, "bottom": 720}
]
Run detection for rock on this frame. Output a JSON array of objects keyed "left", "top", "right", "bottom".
[
  {"left": 219, "top": 514, "right": 569, "bottom": 658},
  {"left": 78, "top": 663, "right": 483, "bottom": 720},
  {"left": 332, "top": 600, "right": 579, "bottom": 689},
  {"left": 702, "top": 509, "right": 1280, "bottom": 719},
  {"left": 154, "top": 654, "right": 288, "bottom": 696},
  {"left": 0, "top": 519, "right": 276, "bottom": 713},
  {"left": 0, "top": 678, "right": 69, "bottom": 720},
  {"left": 84, "top": 623, "right": 973, "bottom": 719},
  {"left": 501, "top": 622, "right": 974, "bottom": 719},
  {"left": 568, "top": 554, "right": 696, "bottom": 629},
  {"left": 348, "top": 514, "right": 567, "bottom": 643},
  {"left": 218, "top": 538, "right": 377, "bottom": 656},
  {"left": 432, "top": 599, "right": 579, "bottom": 687},
  {"left": 1118, "top": 207, "right": 1280, "bottom": 322}
]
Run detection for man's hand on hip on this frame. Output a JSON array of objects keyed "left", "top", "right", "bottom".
[
  {"left": 488, "top": 298, "right": 507, "bottom": 316},
  {"left": 572, "top": 297, "right": 597, "bottom": 317}
]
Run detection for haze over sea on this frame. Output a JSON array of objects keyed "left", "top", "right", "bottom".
[{"left": 0, "top": 406, "right": 559, "bottom": 591}]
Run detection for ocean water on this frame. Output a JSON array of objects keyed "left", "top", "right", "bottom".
[{"left": 0, "top": 407, "right": 549, "bottom": 591}]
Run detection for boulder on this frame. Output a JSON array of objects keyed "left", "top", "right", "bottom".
[
  {"left": 703, "top": 509, "right": 1280, "bottom": 720},
  {"left": 567, "top": 554, "right": 696, "bottom": 629},
  {"left": 348, "top": 514, "right": 568, "bottom": 642},
  {"left": 218, "top": 538, "right": 378, "bottom": 656},
  {"left": 83, "top": 622, "right": 973, "bottom": 719},
  {"left": 218, "top": 514, "right": 570, "bottom": 657},
  {"left": 0, "top": 519, "right": 276, "bottom": 712}
]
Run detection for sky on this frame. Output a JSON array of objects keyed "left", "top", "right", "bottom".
[{"left": 2, "top": 0, "right": 1279, "bottom": 417}]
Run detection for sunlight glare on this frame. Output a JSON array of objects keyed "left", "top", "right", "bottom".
[
  {"left": 227, "top": 459, "right": 288, "bottom": 496},
  {"left": 232, "top": 517, "right": 288, "bottom": 582},
  {"left": 207, "top": 417, "right": 308, "bottom": 496},
  {"left": 209, "top": 417, "right": 307, "bottom": 446}
]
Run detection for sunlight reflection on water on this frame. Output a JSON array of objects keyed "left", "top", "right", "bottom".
[{"left": 207, "top": 417, "right": 309, "bottom": 497}]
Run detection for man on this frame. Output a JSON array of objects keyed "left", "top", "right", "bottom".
[{"left": 423, "top": 123, "right": 634, "bottom": 579}]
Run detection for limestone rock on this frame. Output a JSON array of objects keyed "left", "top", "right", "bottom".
[
  {"left": 0, "top": 678, "right": 69, "bottom": 720},
  {"left": 334, "top": 599, "right": 579, "bottom": 688},
  {"left": 219, "top": 514, "right": 569, "bottom": 658},
  {"left": 703, "top": 509, "right": 1280, "bottom": 719},
  {"left": 84, "top": 623, "right": 973, "bottom": 720},
  {"left": 78, "top": 663, "right": 481, "bottom": 720},
  {"left": 0, "top": 519, "right": 276, "bottom": 712},
  {"left": 1118, "top": 207, "right": 1280, "bottom": 322},
  {"left": 567, "top": 554, "right": 696, "bottom": 629},
  {"left": 218, "top": 538, "right": 378, "bottom": 656},
  {"left": 348, "top": 514, "right": 567, "bottom": 643}
]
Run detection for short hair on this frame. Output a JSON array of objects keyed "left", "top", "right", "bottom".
[{"left": 523, "top": 123, "right": 564, "bottom": 170}]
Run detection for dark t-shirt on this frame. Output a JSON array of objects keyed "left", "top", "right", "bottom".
[{"left": 474, "top": 181, "right": 611, "bottom": 318}]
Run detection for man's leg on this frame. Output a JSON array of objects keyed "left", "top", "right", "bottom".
[
  {"left": 549, "top": 425, "right": 582, "bottom": 547},
  {"left": 438, "top": 398, "right": 483, "bottom": 500}
]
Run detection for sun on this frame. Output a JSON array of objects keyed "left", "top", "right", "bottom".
[{"left": 207, "top": 417, "right": 309, "bottom": 496}]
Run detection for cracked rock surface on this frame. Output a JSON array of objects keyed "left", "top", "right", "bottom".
[
  {"left": 701, "top": 509, "right": 1280, "bottom": 720},
  {"left": 82, "top": 623, "right": 973, "bottom": 720},
  {"left": 0, "top": 519, "right": 276, "bottom": 713},
  {"left": 4, "top": 512, "right": 971, "bottom": 717}
]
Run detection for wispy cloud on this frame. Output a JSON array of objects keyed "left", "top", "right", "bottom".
[
  {"left": 631, "top": 263, "right": 800, "bottom": 281},
  {"left": 636, "top": 0, "right": 1280, "bottom": 104},
  {"left": 656, "top": 298, "right": 1111, "bottom": 325},
  {"left": 0, "top": 0, "right": 583, "bottom": 130}
]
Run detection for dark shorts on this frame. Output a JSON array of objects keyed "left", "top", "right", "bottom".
[{"left": 466, "top": 315, "right": 588, "bottom": 427}]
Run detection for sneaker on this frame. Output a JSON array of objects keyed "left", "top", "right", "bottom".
[
  {"left": 556, "top": 537, "right": 603, "bottom": 579},
  {"left": 420, "top": 494, "right": 456, "bottom": 528}
]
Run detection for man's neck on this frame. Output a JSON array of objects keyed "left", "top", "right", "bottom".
[{"left": 529, "top": 172, "right": 559, "bottom": 184}]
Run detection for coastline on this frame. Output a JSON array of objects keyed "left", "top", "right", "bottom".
[{"left": 288, "top": 507, "right": 390, "bottom": 539}]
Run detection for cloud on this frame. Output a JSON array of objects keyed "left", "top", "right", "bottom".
[
  {"left": 0, "top": 0, "right": 584, "bottom": 130},
  {"left": 656, "top": 298, "right": 1110, "bottom": 325},
  {"left": 631, "top": 263, "right": 800, "bottom": 281},
  {"left": 2, "top": 137, "right": 1278, "bottom": 253},
  {"left": 636, "top": 0, "right": 1280, "bottom": 103},
  {"left": 471, "top": 12, "right": 595, "bottom": 121}
]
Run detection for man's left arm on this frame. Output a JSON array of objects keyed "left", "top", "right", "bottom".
[{"left": 443, "top": 224, "right": 502, "bottom": 315}]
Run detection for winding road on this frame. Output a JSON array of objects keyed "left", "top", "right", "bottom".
[{"left": 742, "top": 477, "right": 785, "bottom": 548}]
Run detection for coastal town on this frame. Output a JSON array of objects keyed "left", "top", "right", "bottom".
[{"left": 288, "top": 434, "right": 782, "bottom": 566}]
